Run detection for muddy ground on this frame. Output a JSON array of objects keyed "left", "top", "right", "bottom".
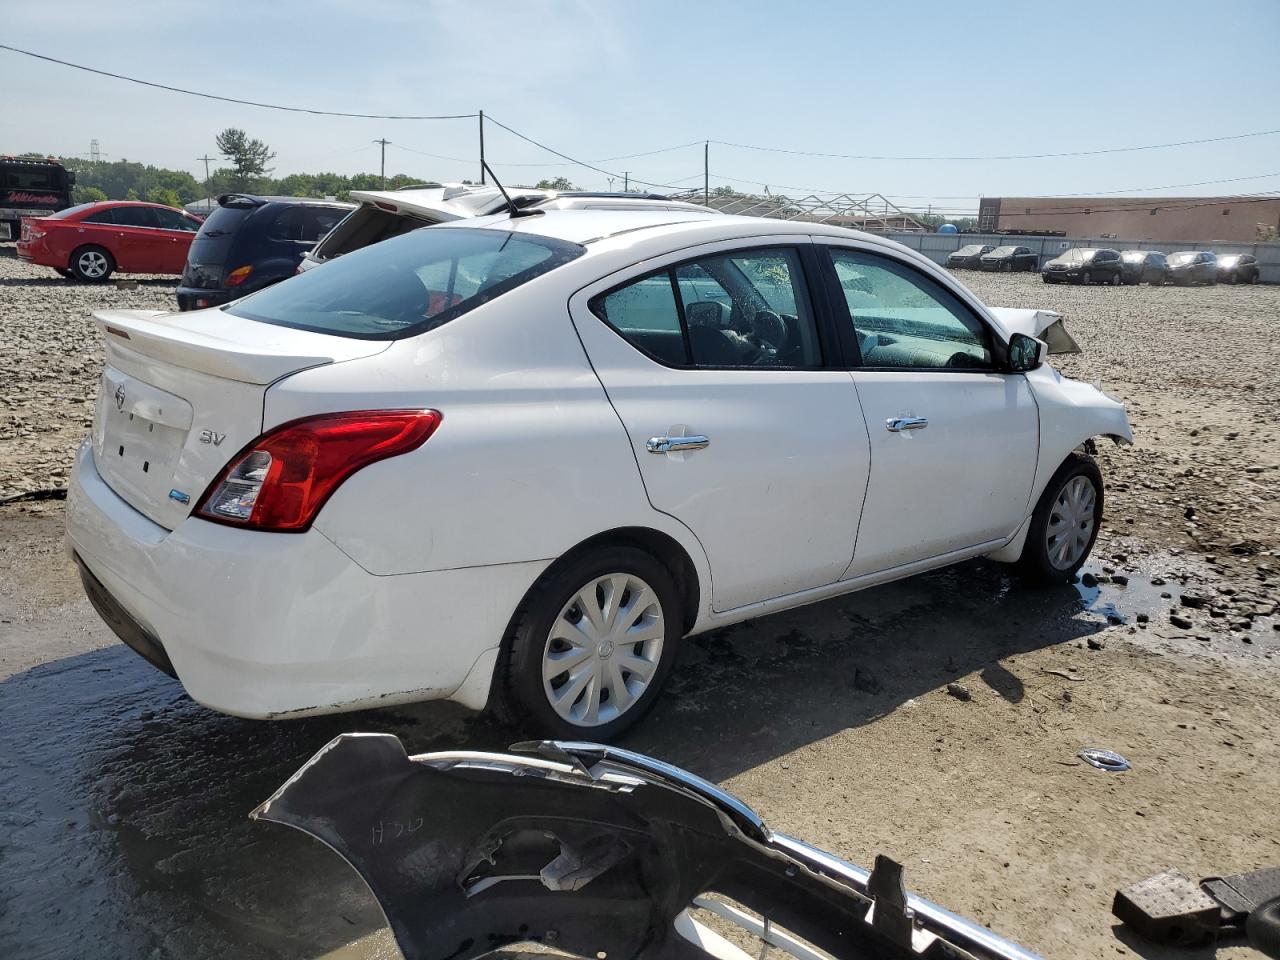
[{"left": 1, "top": 253, "right": 1278, "bottom": 960}]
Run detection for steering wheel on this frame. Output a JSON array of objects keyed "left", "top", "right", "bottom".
[{"left": 749, "top": 310, "right": 789, "bottom": 354}]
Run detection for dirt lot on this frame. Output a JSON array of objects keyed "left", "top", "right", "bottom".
[{"left": 2, "top": 252, "right": 1278, "bottom": 960}]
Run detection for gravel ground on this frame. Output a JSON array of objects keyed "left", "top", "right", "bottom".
[{"left": 2, "top": 252, "right": 1279, "bottom": 960}]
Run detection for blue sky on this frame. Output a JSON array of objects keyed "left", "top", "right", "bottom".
[{"left": 4, "top": 0, "right": 1279, "bottom": 214}]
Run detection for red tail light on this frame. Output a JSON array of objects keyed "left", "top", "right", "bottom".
[
  {"left": 196, "top": 410, "right": 441, "bottom": 532},
  {"left": 225, "top": 265, "right": 254, "bottom": 287}
]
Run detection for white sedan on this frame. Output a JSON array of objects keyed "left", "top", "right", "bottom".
[{"left": 67, "top": 208, "right": 1131, "bottom": 738}]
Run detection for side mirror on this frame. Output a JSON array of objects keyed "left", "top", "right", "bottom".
[{"left": 1007, "top": 332, "right": 1045, "bottom": 372}]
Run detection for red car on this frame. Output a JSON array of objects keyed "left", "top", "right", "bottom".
[{"left": 17, "top": 200, "right": 203, "bottom": 282}]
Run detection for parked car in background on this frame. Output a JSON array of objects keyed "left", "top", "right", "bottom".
[
  {"left": 1215, "top": 253, "right": 1260, "bottom": 284},
  {"left": 177, "top": 194, "right": 354, "bottom": 310},
  {"left": 1, "top": 155, "right": 75, "bottom": 241},
  {"left": 1041, "top": 248, "right": 1122, "bottom": 285},
  {"left": 298, "top": 183, "right": 709, "bottom": 272},
  {"left": 979, "top": 245, "right": 1039, "bottom": 272},
  {"left": 16, "top": 200, "right": 202, "bottom": 281},
  {"left": 68, "top": 208, "right": 1130, "bottom": 739},
  {"left": 946, "top": 244, "right": 995, "bottom": 269},
  {"left": 1120, "top": 250, "right": 1168, "bottom": 285},
  {"left": 1166, "top": 250, "right": 1217, "bottom": 286}
]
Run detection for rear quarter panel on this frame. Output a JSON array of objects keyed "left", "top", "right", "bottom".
[{"left": 266, "top": 274, "right": 712, "bottom": 590}]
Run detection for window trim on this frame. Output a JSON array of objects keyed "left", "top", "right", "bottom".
[
  {"left": 586, "top": 242, "right": 833, "bottom": 372},
  {"left": 816, "top": 242, "right": 1007, "bottom": 373}
]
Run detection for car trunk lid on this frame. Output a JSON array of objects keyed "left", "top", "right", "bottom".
[{"left": 90, "top": 307, "right": 390, "bottom": 529}]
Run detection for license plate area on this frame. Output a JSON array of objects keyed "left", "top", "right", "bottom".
[{"left": 93, "top": 368, "right": 193, "bottom": 507}]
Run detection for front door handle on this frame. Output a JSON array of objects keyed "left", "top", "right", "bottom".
[
  {"left": 647, "top": 435, "right": 710, "bottom": 454},
  {"left": 886, "top": 417, "right": 928, "bottom": 432}
]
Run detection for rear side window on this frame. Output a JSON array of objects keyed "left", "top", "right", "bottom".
[
  {"left": 591, "top": 247, "right": 822, "bottom": 368},
  {"left": 227, "top": 226, "right": 584, "bottom": 339},
  {"left": 82, "top": 208, "right": 118, "bottom": 225},
  {"left": 266, "top": 206, "right": 347, "bottom": 243},
  {"left": 113, "top": 207, "right": 161, "bottom": 228}
]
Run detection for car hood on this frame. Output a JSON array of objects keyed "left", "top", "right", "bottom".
[
  {"left": 988, "top": 307, "right": 1081, "bottom": 354},
  {"left": 252, "top": 734, "right": 1042, "bottom": 960}
]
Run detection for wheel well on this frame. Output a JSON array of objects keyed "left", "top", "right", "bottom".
[{"left": 552, "top": 527, "right": 701, "bottom": 633}]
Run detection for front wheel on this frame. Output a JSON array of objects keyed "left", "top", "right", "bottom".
[
  {"left": 70, "top": 245, "right": 115, "bottom": 282},
  {"left": 498, "top": 546, "right": 682, "bottom": 739},
  {"left": 1017, "top": 453, "right": 1104, "bottom": 583}
]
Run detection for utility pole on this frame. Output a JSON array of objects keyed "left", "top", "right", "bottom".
[
  {"left": 478, "top": 110, "right": 485, "bottom": 185},
  {"left": 373, "top": 138, "right": 390, "bottom": 189},
  {"left": 623, "top": 171, "right": 629, "bottom": 192},
  {"left": 704, "top": 142, "right": 709, "bottom": 206},
  {"left": 197, "top": 154, "right": 214, "bottom": 205},
  {"left": 89, "top": 139, "right": 100, "bottom": 163}
]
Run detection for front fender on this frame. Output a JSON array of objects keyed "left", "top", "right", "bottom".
[{"left": 1026, "top": 364, "right": 1132, "bottom": 506}]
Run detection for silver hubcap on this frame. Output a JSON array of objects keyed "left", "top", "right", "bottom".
[
  {"left": 542, "top": 572, "right": 664, "bottom": 727},
  {"left": 1046, "top": 475, "right": 1097, "bottom": 570},
  {"left": 79, "top": 252, "right": 108, "bottom": 277}
]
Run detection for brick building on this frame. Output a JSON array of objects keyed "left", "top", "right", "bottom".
[{"left": 976, "top": 195, "right": 1280, "bottom": 243}]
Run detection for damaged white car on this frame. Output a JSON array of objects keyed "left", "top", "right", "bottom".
[{"left": 66, "top": 207, "right": 1131, "bottom": 737}]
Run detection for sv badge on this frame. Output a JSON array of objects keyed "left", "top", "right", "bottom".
[{"left": 199, "top": 429, "right": 227, "bottom": 446}]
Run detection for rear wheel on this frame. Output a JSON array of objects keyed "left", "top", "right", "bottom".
[
  {"left": 70, "top": 245, "right": 115, "bottom": 282},
  {"left": 1017, "top": 452, "right": 1104, "bottom": 584},
  {"left": 498, "top": 546, "right": 682, "bottom": 739}
]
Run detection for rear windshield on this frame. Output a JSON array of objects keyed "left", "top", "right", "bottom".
[
  {"left": 188, "top": 204, "right": 253, "bottom": 264},
  {"left": 226, "top": 226, "right": 585, "bottom": 340}
]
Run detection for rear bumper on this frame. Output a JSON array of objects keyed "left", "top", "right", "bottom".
[
  {"left": 66, "top": 440, "right": 544, "bottom": 718},
  {"left": 175, "top": 286, "right": 232, "bottom": 311}
]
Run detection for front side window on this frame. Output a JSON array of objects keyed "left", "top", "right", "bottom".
[
  {"left": 227, "top": 226, "right": 584, "bottom": 339},
  {"left": 591, "top": 247, "right": 822, "bottom": 369},
  {"left": 827, "top": 248, "right": 992, "bottom": 370}
]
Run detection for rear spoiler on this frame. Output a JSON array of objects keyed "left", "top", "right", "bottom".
[{"left": 92, "top": 309, "right": 370, "bottom": 385}]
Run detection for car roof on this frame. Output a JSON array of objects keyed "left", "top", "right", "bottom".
[
  {"left": 218, "top": 194, "right": 356, "bottom": 209},
  {"left": 442, "top": 208, "right": 929, "bottom": 265}
]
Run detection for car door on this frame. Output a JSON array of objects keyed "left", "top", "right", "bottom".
[
  {"left": 106, "top": 206, "right": 168, "bottom": 271},
  {"left": 569, "top": 241, "right": 870, "bottom": 612},
  {"left": 151, "top": 207, "right": 201, "bottom": 272},
  {"left": 817, "top": 243, "right": 1039, "bottom": 578}
]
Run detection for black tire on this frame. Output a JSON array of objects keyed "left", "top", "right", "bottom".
[
  {"left": 1250, "top": 272, "right": 1261, "bottom": 284},
  {"left": 1150, "top": 276, "right": 1165, "bottom": 286},
  {"left": 55, "top": 268, "right": 73, "bottom": 279},
  {"left": 1081, "top": 271, "right": 1092, "bottom": 285},
  {"left": 1001, "top": 262, "right": 1012, "bottom": 273},
  {"left": 70, "top": 245, "right": 115, "bottom": 282},
  {"left": 1041, "top": 275, "right": 1052, "bottom": 283},
  {"left": 1016, "top": 452, "right": 1104, "bottom": 584},
  {"left": 497, "top": 545, "right": 683, "bottom": 739}
]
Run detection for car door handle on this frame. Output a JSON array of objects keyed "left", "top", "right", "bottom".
[
  {"left": 886, "top": 417, "right": 928, "bottom": 432},
  {"left": 647, "top": 435, "right": 710, "bottom": 454}
]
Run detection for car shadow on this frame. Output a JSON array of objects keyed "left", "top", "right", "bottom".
[{"left": 0, "top": 559, "right": 1108, "bottom": 958}]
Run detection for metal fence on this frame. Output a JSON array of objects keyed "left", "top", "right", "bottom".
[{"left": 880, "top": 231, "right": 1280, "bottom": 283}]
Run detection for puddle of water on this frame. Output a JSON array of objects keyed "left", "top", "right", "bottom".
[{"left": 1073, "top": 560, "right": 1278, "bottom": 658}]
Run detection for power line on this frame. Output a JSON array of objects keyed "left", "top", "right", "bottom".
[
  {"left": 709, "top": 128, "right": 1280, "bottom": 163},
  {"left": 482, "top": 115, "right": 696, "bottom": 191},
  {"left": 0, "top": 44, "right": 477, "bottom": 120}
]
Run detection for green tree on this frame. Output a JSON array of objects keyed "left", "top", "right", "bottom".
[
  {"left": 215, "top": 128, "right": 276, "bottom": 191},
  {"left": 535, "top": 176, "right": 578, "bottom": 191},
  {"left": 148, "top": 187, "right": 182, "bottom": 208},
  {"left": 74, "top": 185, "right": 108, "bottom": 204}
]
